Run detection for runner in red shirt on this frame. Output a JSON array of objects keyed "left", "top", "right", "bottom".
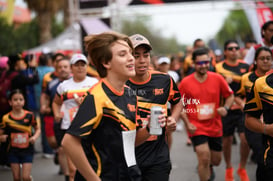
[{"left": 179, "top": 47, "right": 234, "bottom": 181}]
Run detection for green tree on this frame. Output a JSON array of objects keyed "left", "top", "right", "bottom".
[
  {"left": 215, "top": 6, "right": 254, "bottom": 47},
  {"left": 0, "top": 17, "right": 64, "bottom": 55},
  {"left": 120, "top": 15, "right": 185, "bottom": 55},
  {"left": 14, "top": 19, "right": 40, "bottom": 53},
  {"left": 0, "top": 17, "right": 16, "bottom": 55},
  {"left": 23, "top": 0, "right": 65, "bottom": 44}
]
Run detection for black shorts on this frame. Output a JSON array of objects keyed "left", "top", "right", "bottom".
[
  {"left": 141, "top": 161, "right": 171, "bottom": 181},
  {"left": 245, "top": 126, "right": 264, "bottom": 164},
  {"left": 53, "top": 122, "right": 66, "bottom": 147},
  {"left": 191, "top": 135, "right": 222, "bottom": 152},
  {"left": 258, "top": 164, "right": 273, "bottom": 181},
  {"left": 222, "top": 109, "right": 244, "bottom": 136}
]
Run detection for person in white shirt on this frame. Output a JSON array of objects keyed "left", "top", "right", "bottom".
[
  {"left": 52, "top": 53, "right": 98, "bottom": 181},
  {"left": 244, "top": 21, "right": 273, "bottom": 65}
]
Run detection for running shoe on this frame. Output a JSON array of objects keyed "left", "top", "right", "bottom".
[
  {"left": 225, "top": 167, "right": 234, "bottom": 181},
  {"left": 237, "top": 167, "right": 250, "bottom": 181}
]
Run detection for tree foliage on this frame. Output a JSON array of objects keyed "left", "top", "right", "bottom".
[
  {"left": 0, "top": 17, "right": 64, "bottom": 56},
  {"left": 215, "top": 6, "right": 254, "bottom": 48},
  {"left": 24, "top": 0, "right": 65, "bottom": 43},
  {"left": 120, "top": 15, "right": 185, "bottom": 55}
]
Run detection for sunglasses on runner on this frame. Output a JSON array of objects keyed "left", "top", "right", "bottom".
[
  {"left": 195, "top": 60, "right": 210, "bottom": 65},
  {"left": 226, "top": 46, "right": 240, "bottom": 51}
]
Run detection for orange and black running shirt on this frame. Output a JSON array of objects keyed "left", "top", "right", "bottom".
[
  {"left": 237, "top": 71, "right": 261, "bottom": 99},
  {"left": 87, "top": 64, "right": 99, "bottom": 78},
  {"left": 41, "top": 71, "right": 58, "bottom": 93},
  {"left": 66, "top": 79, "right": 141, "bottom": 181},
  {"left": 215, "top": 60, "right": 249, "bottom": 110},
  {"left": 126, "top": 70, "right": 181, "bottom": 167},
  {"left": 244, "top": 73, "right": 273, "bottom": 167},
  {"left": 0, "top": 110, "right": 37, "bottom": 154}
]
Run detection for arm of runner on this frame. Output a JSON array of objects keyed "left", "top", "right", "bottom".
[
  {"left": 29, "top": 121, "right": 41, "bottom": 144},
  {"left": 40, "top": 93, "right": 51, "bottom": 114},
  {"left": 245, "top": 114, "right": 273, "bottom": 137},
  {"left": 135, "top": 127, "right": 151, "bottom": 147},
  {"left": 217, "top": 93, "right": 234, "bottom": 117},
  {"left": 166, "top": 116, "right": 176, "bottom": 133},
  {"left": 62, "top": 134, "right": 101, "bottom": 181},
  {"left": 234, "top": 96, "right": 245, "bottom": 110},
  {"left": 166, "top": 99, "right": 182, "bottom": 133},
  {"left": 135, "top": 113, "right": 166, "bottom": 146},
  {"left": 180, "top": 108, "right": 196, "bottom": 134},
  {"left": 0, "top": 129, "right": 8, "bottom": 143},
  {"left": 52, "top": 94, "right": 63, "bottom": 123}
]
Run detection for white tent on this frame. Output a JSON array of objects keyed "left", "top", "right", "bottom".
[{"left": 25, "top": 18, "right": 111, "bottom": 54}]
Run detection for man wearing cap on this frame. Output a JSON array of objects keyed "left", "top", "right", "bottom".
[
  {"left": 157, "top": 57, "right": 171, "bottom": 73},
  {"left": 126, "top": 34, "right": 182, "bottom": 180},
  {"left": 157, "top": 56, "right": 180, "bottom": 84},
  {"left": 52, "top": 53, "right": 98, "bottom": 181}
]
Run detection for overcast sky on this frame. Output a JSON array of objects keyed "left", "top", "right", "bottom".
[
  {"left": 119, "top": 1, "right": 235, "bottom": 45},
  {"left": 16, "top": 0, "right": 235, "bottom": 45}
]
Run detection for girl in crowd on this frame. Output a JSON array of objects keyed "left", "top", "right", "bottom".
[{"left": 0, "top": 89, "right": 40, "bottom": 181}]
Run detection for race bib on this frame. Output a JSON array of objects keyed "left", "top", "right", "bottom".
[
  {"left": 122, "top": 130, "right": 137, "bottom": 167},
  {"left": 197, "top": 103, "right": 215, "bottom": 121},
  {"left": 11, "top": 133, "right": 29, "bottom": 148}
]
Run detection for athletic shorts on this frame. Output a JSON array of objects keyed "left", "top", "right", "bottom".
[
  {"left": 54, "top": 122, "right": 66, "bottom": 147},
  {"left": 140, "top": 160, "right": 171, "bottom": 181},
  {"left": 245, "top": 126, "right": 263, "bottom": 164},
  {"left": 191, "top": 135, "right": 222, "bottom": 152},
  {"left": 222, "top": 109, "right": 244, "bottom": 136},
  {"left": 259, "top": 164, "right": 273, "bottom": 181},
  {"left": 44, "top": 115, "right": 55, "bottom": 137},
  {"left": 8, "top": 153, "right": 33, "bottom": 164}
]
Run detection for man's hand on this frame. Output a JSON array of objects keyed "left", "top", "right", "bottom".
[
  {"left": 217, "top": 107, "right": 228, "bottom": 117},
  {"left": 54, "top": 113, "right": 63, "bottom": 123},
  {"left": 186, "top": 122, "right": 197, "bottom": 134},
  {"left": 166, "top": 116, "right": 177, "bottom": 133},
  {"left": 29, "top": 136, "right": 37, "bottom": 144},
  {"left": 40, "top": 105, "right": 51, "bottom": 114},
  {"left": 0, "top": 135, "right": 8, "bottom": 142}
]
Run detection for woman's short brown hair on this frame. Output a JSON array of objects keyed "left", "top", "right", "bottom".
[{"left": 84, "top": 32, "right": 133, "bottom": 78}]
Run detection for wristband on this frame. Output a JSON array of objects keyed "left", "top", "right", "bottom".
[
  {"left": 146, "top": 126, "right": 150, "bottom": 133},
  {"left": 224, "top": 106, "right": 229, "bottom": 112},
  {"left": 264, "top": 124, "right": 267, "bottom": 135}
]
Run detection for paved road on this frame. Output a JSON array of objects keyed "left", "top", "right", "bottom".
[
  {"left": 1, "top": 128, "right": 256, "bottom": 181},
  {"left": 170, "top": 130, "right": 256, "bottom": 181}
]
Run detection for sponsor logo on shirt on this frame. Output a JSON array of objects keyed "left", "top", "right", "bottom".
[
  {"left": 153, "top": 88, "right": 164, "bottom": 96},
  {"left": 181, "top": 94, "right": 200, "bottom": 106},
  {"left": 240, "top": 68, "right": 247, "bottom": 73},
  {"left": 127, "top": 104, "right": 136, "bottom": 112}
]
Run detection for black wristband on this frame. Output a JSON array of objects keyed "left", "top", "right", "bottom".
[{"left": 146, "top": 126, "right": 150, "bottom": 133}]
